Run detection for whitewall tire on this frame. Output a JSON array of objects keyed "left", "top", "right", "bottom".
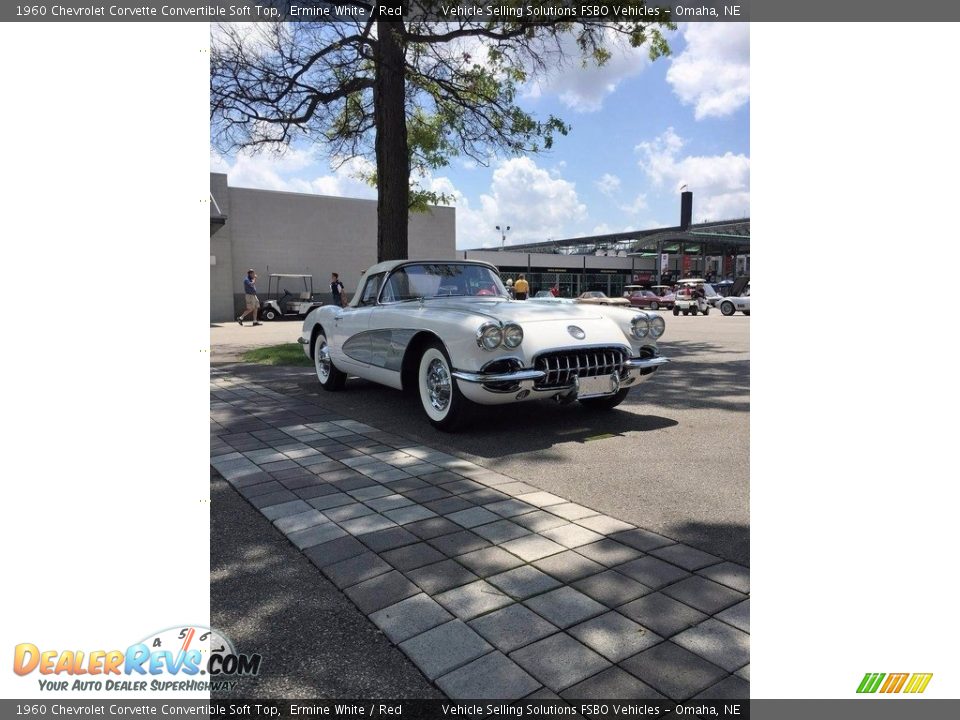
[
  {"left": 418, "top": 342, "right": 468, "bottom": 431},
  {"left": 315, "top": 331, "right": 346, "bottom": 391}
]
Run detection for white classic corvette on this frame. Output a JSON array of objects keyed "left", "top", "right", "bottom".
[{"left": 299, "top": 260, "right": 668, "bottom": 430}]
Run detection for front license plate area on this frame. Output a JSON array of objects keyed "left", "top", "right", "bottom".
[{"left": 576, "top": 374, "right": 618, "bottom": 398}]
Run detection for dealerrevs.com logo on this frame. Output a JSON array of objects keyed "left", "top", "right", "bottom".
[
  {"left": 857, "top": 672, "right": 933, "bottom": 694},
  {"left": 13, "top": 625, "right": 262, "bottom": 693}
]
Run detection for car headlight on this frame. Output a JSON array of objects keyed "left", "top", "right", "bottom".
[
  {"left": 502, "top": 323, "right": 523, "bottom": 348},
  {"left": 630, "top": 315, "right": 650, "bottom": 339},
  {"left": 476, "top": 322, "right": 503, "bottom": 351},
  {"left": 649, "top": 315, "right": 666, "bottom": 339}
]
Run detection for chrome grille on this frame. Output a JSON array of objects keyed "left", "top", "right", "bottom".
[{"left": 534, "top": 347, "right": 627, "bottom": 390}]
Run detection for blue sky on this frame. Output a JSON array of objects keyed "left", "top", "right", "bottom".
[{"left": 212, "top": 23, "right": 749, "bottom": 249}]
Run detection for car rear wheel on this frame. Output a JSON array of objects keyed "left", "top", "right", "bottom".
[
  {"left": 418, "top": 342, "right": 468, "bottom": 431},
  {"left": 580, "top": 388, "right": 630, "bottom": 410},
  {"left": 720, "top": 301, "right": 735, "bottom": 316},
  {"left": 743, "top": 310, "right": 750, "bottom": 316},
  {"left": 315, "top": 331, "right": 346, "bottom": 391}
]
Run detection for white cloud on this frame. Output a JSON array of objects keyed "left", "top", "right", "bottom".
[
  {"left": 666, "top": 23, "right": 749, "bottom": 120},
  {"left": 619, "top": 193, "right": 648, "bottom": 215},
  {"left": 211, "top": 148, "right": 376, "bottom": 200},
  {"left": 595, "top": 173, "right": 621, "bottom": 196},
  {"left": 432, "top": 157, "right": 587, "bottom": 248},
  {"left": 524, "top": 29, "right": 653, "bottom": 113},
  {"left": 636, "top": 128, "right": 749, "bottom": 220}
]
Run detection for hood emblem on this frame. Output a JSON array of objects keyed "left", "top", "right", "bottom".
[{"left": 567, "top": 325, "right": 586, "bottom": 340}]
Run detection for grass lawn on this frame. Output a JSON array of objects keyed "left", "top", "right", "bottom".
[{"left": 241, "top": 343, "right": 313, "bottom": 367}]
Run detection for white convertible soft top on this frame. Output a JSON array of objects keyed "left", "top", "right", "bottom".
[{"left": 362, "top": 258, "right": 499, "bottom": 277}]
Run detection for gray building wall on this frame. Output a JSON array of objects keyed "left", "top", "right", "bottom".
[
  {"left": 210, "top": 173, "right": 235, "bottom": 322},
  {"left": 210, "top": 173, "right": 456, "bottom": 321}
]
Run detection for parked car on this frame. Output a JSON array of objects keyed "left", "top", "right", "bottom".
[
  {"left": 719, "top": 277, "right": 750, "bottom": 316},
  {"left": 534, "top": 290, "right": 554, "bottom": 298},
  {"left": 299, "top": 260, "right": 668, "bottom": 430},
  {"left": 627, "top": 289, "right": 674, "bottom": 310},
  {"left": 576, "top": 291, "right": 632, "bottom": 307}
]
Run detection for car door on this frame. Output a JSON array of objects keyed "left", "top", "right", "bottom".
[{"left": 329, "top": 272, "right": 384, "bottom": 374}]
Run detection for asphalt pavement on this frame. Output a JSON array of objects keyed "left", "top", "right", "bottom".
[
  {"left": 211, "top": 310, "right": 749, "bottom": 564},
  {"left": 210, "top": 470, "right": 443, "bottom": 699}
]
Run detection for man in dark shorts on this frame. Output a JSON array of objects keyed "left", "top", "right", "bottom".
[{"left": 237, "top": 269, "right": 262, "bottom": 326}]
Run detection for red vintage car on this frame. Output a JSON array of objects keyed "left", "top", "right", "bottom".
[{"left": 626, "top": 288, "right": 674, "bottom": 310}]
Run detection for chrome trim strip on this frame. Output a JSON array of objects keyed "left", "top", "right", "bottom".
[
  {"left": 451, "top": 369, "right": 546, "bottom": 384},
  {"left": 624, "top": 357, "right": 670, "bottom": 370}
]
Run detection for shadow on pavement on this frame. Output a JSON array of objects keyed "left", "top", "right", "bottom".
[
  {"left": 664, "top": 521, "right": 750, "bottom": 567},
  {"left": 641, "top": 340, "right": 750, "bottom": 414},
  {"left": 210, "top": 473, "right": 442, "bottom": 700}
]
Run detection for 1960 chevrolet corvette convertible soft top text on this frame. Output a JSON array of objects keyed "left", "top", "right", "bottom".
[{"left": 299, "top": 260, "right": 668, "bottom": 430}]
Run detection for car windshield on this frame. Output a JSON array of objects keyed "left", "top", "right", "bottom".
[{"left": 380, "top": 263, "right": 508, "bottom": 302}]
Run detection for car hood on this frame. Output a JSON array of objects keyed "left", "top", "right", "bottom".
[{"left": 417, "top": 297, "right": 606, "bottom": 323}]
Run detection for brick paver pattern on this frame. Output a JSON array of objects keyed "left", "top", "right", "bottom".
[{"left": 211, "top": 370, "right": 749, "bottom": 700}]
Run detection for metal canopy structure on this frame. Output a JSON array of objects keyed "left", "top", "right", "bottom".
[{"left": 477, "top": 218, "right": 750, "bottom": 257}]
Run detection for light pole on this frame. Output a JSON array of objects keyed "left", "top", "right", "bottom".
[{"left": 496, "top": 224, "right": 511, "bottom": 249}]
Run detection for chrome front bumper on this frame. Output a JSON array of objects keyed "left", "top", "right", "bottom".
[
  {"left": 624, "top": 356, "right": 670, "bottom": 371},
  {"left": 451, "top": 368, "right": 546, "bottom": 384},
  {"left": 452, "top": 355, "right": 668, "bottom": 387}
]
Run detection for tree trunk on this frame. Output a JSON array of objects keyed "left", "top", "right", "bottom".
[{"left": 373, "top": 22, "right": 409, "bottom": 262}]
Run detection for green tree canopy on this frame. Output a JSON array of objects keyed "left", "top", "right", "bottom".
[{"left": 211, "top": 8, "right": 673, "bottom": 260}]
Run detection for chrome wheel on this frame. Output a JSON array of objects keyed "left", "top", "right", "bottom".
[
  {"left": 425, "top": 358, "right": 451, "bottom": 412},
  {"left": 417, "top": 343, "right": 468, "bottom": 429},
  {"left": 314, "top": 331, "right": 346, "bottom": 390},
  {"left": 315, "top": 338, "right": 331, "bottom": 383}
]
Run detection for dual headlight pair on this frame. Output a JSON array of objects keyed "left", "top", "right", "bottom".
[
  {"left": 631, "top": 314, "right": 666, "bottom": 340},
  {"left": 477, "top": 322, "right": 523, "bottom": 350}
]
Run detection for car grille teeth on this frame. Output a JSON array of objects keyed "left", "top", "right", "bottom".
[{"left": 534, "top": 348, "right": 627, "bottom": 389}]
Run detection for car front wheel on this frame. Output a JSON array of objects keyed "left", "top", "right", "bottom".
[
  {"left": 418, "top": 342, "right": 468, "bottom": 431},
  {"left": 650, "top": 301, "right": 659, "bottom": 310},
  {"left": 314, "top": 331, "right": 346, "bottom": 391},
  {"left": 720, "top": 301, "right": 735, "bottom": 316}
]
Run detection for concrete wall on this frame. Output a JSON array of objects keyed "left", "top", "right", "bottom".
[
  {"left": 210, "top": 173, "right": 456, "bottom": 321},
  {"left": 209, "top": 173, "right": 236, "bottom": 322}
]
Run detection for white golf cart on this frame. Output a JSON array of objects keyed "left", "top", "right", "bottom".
[
  {"left": 672, "top": 278, "right": 711, "bottom": 316},
  {"left": 260, "top": 274, "right": 324, "bottom": 321}
]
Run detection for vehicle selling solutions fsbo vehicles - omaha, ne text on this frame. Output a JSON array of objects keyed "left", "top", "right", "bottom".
[{"left": 298, "top": 260, "right": 668, "bottom": 430}]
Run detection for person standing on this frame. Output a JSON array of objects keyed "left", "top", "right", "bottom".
[
  {"left": 330, "top": 272, "right": 346, "bottom": 307},
  {"left": 514, "top": 274, "right": 529, "bottom": 300},
  {"left": 237, "top": 269, "right": 262, "bottom": 326}
]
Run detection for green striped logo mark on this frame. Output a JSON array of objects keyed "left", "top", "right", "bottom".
[{"left": 857, "top": 673, "right": 886, "bottom": 693}]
